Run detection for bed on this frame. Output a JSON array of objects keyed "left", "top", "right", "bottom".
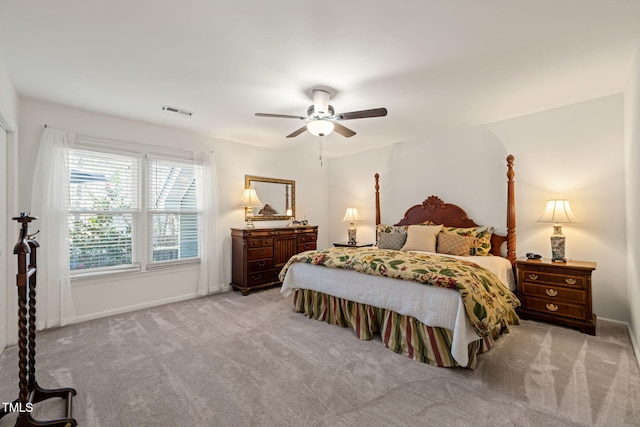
[{"left": 279, "top": 155, "right": 520, "bottom": 369}]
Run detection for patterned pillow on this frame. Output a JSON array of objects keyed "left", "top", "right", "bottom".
[
  {"left": 441, "top": 226, "right": 495, "bottom": 256},
  {"left": 378, "top": 232, "right": 407, "bottom": 250},
  {"left": 400, "top": 224, "right": 443, "bottom": 252},
  {"left": 376, "top": 224, "right": 407, "bottom": 246},
  {"left": 437, "top": 233, "right": 474, "bottom": 256},
  {"left": 472, "top": 226, "right": 495, "bottom": 256}
]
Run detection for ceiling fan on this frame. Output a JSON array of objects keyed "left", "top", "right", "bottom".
[{"left": 255, "top": 88, "right": 388, "bottom": 138}]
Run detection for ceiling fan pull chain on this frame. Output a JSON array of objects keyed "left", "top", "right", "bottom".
[{"left": 319, "top": 136, "right": 323, "bottom": 166}]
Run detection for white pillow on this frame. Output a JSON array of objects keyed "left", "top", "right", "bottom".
[{"left": 400, "top": 224, "right": 443, "bottom": 252}]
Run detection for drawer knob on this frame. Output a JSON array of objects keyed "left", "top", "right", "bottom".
[
  {"left": 545, "top": 288, "right": 558, "bottom": 297},
  {"left": 565, "top": 278, "right": 577, "bottom": 285},
  {"left": 528, "top": 273, "right": 538, "bottom": 280},
  {"left": 546, "top": 303, "right": 559, "bottom": 312}
]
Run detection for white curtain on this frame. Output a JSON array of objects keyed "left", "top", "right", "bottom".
[
  {"left": 196, "top": 151, "right": 225, "bottom": 295},
  {"left": 31, "top": 127, "right": 75, "bottom": 328}
]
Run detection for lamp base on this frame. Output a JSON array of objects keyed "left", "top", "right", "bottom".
[
  {"left": 550, "top": 234, "right": 566, "bottom": 263},
  {"left": 245, "top": 207, "right": 255, "bottom": 229},
  {"left": 347, "top": 227, "right": 357, "bottom": 245}
]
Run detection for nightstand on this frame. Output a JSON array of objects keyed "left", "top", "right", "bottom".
[
  {"left": 333, "top": 242, "right": 374, "bottom": 248},
  {"left": 516, "top": 258, "right": 596, "bottom": 335}
]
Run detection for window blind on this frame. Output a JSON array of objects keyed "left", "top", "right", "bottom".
[
  {"left": 147, "top": 158, "right": 202, "bottom": 263},
  {"left": 68, "top": 149, "right": 140, "bottom": 271}
]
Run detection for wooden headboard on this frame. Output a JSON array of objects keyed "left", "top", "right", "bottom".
[{"left": 374, "top": 155, "right": 516, "bottom": 265}]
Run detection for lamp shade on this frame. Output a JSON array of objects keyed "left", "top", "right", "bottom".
[
  {"left": 307, "top": 119, "right": 335, "bottom": 136},
  {"left": 536, "top": 200, "right": 578, "bottom": 224},
  {"left": 342, "top": 208, "right": 361, "bottom": 222},
  {"left": 239, "top": 188, "right": 262, "bottom": 207}
]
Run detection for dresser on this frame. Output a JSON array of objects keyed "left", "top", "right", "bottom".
[
  {"left": 231, "top": 226, "right": 318, "bottom": 295},
  {"left": 516, "top": 258, "right": 596, "bottom": 335}
]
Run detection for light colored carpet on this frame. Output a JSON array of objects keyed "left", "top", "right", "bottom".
[{"left": 1, "top": 287, "right": 638, "bottom": 426}]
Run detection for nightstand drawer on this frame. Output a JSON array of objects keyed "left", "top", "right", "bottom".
[
  {"left": 248, "top": 259, "right": 273, "bottom": 272},
  {"left": 247, "top": 247, "right": 273, "bottom": 260},
  {"left": 522, "top": 296, "right": 586, "bottom": 320},
  {"left": 520, "top": 269, "right": 586, "bottom": 289},
  {"left": 521, "top": 282, "right": 586, "bottom": 304}
]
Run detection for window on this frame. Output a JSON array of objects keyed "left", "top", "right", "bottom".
[
  {"left": 148, "top": 158, "right": 201, "bottom": 263},
  {"left": 68, "top": 147, "right": 202, "bottom": 275}
]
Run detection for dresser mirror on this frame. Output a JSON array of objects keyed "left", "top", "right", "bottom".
[{"left": 245, "top": 175, "right": 295, "bottom": 221}]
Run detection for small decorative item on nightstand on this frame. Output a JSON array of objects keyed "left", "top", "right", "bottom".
[
  {"left": 516, "top": 257, "right": 596, "bottom": 335},
  {"left": 342, "top": 208, "right": 361, "bottom": 245}
]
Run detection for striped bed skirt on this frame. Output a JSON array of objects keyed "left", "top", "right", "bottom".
[{"left": 293, "top": 288, "right": 496, "bottom": 369}]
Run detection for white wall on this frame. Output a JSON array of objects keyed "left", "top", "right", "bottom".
[
  {"left": 0, "top": 56, "right": 18, "bottom": 354},
  {"left": 624, "top": 44, "right": 640, "bottom": 356},
  {"left": 14, "top": 99, "right": 328, "bottom": 340},
  {"left": 328, "top": 94, "right": 628, "bottom": 323},
  {"left": 0, "top": 57, "right": 17, "bottom": 129}
]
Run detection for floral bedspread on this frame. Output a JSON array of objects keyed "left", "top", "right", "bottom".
[{"left": 279, "top": 247, "right": 520, "bottom": 337}]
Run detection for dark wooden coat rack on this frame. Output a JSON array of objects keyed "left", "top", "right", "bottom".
[{"left": 0, "top": 214, "right": 77, "bottom": 427}]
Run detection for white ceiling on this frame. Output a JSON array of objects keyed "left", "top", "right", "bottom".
[{"left": 1, "top": 0, "right": 639, "bottom": 159}]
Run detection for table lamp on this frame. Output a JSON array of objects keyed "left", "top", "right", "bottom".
[
  {"left": 537, "top": 199, "right": 578, "bottom": 262},
  {"left": 342, "top": 208, "right": 361, "bottom": 245},
  {"left": 239, "top": 187, "right": 262, "bottom": 229}
]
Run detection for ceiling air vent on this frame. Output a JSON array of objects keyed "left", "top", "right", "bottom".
[{"left": 162, "top": 105, "right": 193, "bottom": 117}]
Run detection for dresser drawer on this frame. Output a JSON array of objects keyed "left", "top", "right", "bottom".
[
  {"left": 298, "top": 243, "right": 316, "bottom": 252},
  {"left": 298, "top": 233, "right": 317, "bottom": 243},
  {"left": 520, "top": 269, "right": 586, "bottom": 289},
  {"left": 247, "top": 238, "right": 273, "bottom": 248},
  {"left": 247, "top": 247, "right": 273, "bottom": 260},
  {"left": 521, "top": 282, "right": 586, "bottom": 304},
  {"left": 522, "top": 296, "right": 586, "bottom": 320},
  {"left": 247, "top": 269, "right": 279, "bottom": 286},
  {"left": 248, "top": 259, "right": 273, "bottom": 272}
]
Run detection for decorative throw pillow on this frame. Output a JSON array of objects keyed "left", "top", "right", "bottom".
[
  {"left": 441, "top": 226, "right": 477, "bottom": 237},
  {"left": 400, "top": 224, "right": 443, "bottom": 252},
  {"left": 378, "top": 232, "right": 407, "bottom": 250},
  {"left": 440, "top": 225, "right": 495, "bottom": 256},
  {"left": 471, "top": 226, "right": 495, "bottom": 256},
  {"left": 437, "top": 233, "right": 474, "bottom": 256},
  {"left": 376, "top": 224, "right": 407, "bottom": 246}
]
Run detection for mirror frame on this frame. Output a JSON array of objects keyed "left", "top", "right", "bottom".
[{"left": 244, "top": 175, "right": 295, "bottom": 222}]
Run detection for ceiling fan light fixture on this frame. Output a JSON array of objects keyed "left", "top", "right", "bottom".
[
  {"left": 307, "top": 119, "right": 334, "bottom": 136},
  {"left": 312, "top": 89, "right": 331, "bottom": 116}
]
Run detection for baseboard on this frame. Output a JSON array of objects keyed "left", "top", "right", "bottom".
[
  {"left": 72, "top": 292, "right": 201, "bottom": 324},
  {"left": 598, "top": 316, "right": 640, "bottom": 370}
]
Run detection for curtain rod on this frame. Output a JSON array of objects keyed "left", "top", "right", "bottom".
[{"left": 43, "top": 123, "right": 214, "bottom": 155}]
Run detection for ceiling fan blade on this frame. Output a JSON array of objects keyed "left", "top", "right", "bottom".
[
  {"left": 286, "top": 126, "right": 308, "bottom": 138},
  {"left": 256, "top": 113, "right": 307, "bottom": 120},
  {"left": 333, "top": 122, "right": 356, "bottom": 138},
  {"left": 335, "top": 108, "right": 388, "bottom": 121}
]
